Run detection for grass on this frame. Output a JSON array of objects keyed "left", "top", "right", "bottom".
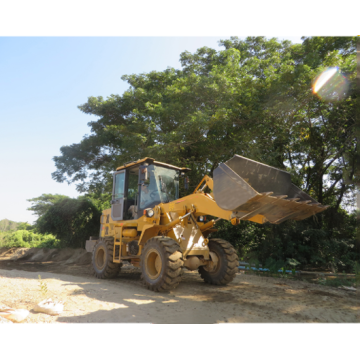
[
  {"left": 242, "top": 269, "right": 300, "bottom": 280},
  {"left": 241, "top": 268, "right": 358, "bottom": 288},
  {"left": 38, "top": 275, "right": 49, "bottom": 298},
  {"left": 318, "top": 277, "right": 357, "bottom": 288},
  {"left": 241, "top": 256, "right": 360, "bottom": 290}
]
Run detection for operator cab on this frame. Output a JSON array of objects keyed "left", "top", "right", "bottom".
[{"left": 111, "top": 158, "right": 190, "bottom": 221}]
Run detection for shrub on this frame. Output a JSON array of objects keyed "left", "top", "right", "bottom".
[
  {"left": 0, "top": 230, "right": 60, "bottom": 248},
  {"left": 213, "top": 208, "right": 358, "bottom": 272}
]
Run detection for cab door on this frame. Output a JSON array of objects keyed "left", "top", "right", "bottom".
[{"left": 111, "top": 170, "right": 125, "bottom": 221}]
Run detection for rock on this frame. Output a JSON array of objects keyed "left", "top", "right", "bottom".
[{"left": 34, "top": 298, "right": 64, "bottom": 315}]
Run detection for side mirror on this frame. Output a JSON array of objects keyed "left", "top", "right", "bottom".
[
  {"left": 184, "top": 176, "right": 189, "bottom": 190},
  {"left": 139, "top": 165, "right": 148, "bottom": 183}
]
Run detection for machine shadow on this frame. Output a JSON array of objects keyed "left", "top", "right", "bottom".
[{"left": 55, "top": 274, "right": 228, "bottom": 324}]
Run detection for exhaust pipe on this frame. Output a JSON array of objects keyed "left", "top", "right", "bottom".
[{"left": 213, "top": 155, "right": 328, "bottom": 224}]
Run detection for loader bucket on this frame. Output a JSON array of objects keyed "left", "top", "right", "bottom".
[{"left": 213, "top": 155, "right": 328, "bottom": 224}]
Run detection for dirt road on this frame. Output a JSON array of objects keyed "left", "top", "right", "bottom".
[{"left": 0, "top": 247, "right": 358, "bottom": 323}]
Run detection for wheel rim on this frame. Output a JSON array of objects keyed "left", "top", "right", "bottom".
[
  {"left": 145, "top": 249, "right": 162, "bottom": 280},
  {"left": 207, "top": 248, "right": 221, "bottom": 274},
  {"left": 95, "top": 247, "right": 106, "bottom": 270}
]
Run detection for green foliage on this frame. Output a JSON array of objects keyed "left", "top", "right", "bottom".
[
  {"left": 1, "top": 194, "right": 103, "bottom": 250},
  {"left": 353, "top": 262, "right": 360, "bottom": 275},
  {"left": 317, "top": 276, "right": 357, "bottom": 288},
  {"left": 0, "top": 196, "right": 101, "bottom": 249},
  {"left": 214, "top": 210, "right": 357, "bottom": 272},
  {"left": 52, "top": 36, "right": 357, "bottom": 208},
  {"left": 0, "top": 231, "right": 9, "bottom": 244},
  {"left": 287, "top": 258, "right": 300, "bottom": 275},
  {"left": 0, "top": 230, "right": 60, "bottom": 248},
  {"left": 81, "top": 192, "right": 111, "bottom": 212},
  {"left": 49, "top": 36, "right": 357, "bottom": 265},
  {"left": 27, "top": 194, "right": 70, "bottom": 218},
  {"left": 36, "top": 197, "right": 101, "bottom": 248},
  {"left": 0, "top": 193, "right": 102, "bottom": 248},
  {"left": 17, "top": 222, "right": 34, "bottom": 230},
  {"left": 353, "top": 262, "right": 360, "bottom": 285},
  {"left": 264, "top": 258, "right": 286, "bottom": 275},
  {"left": 317, "top": 277, "right": 327, "bottom": 286},
  {"left": 0, "top": 220, "right": 36, "bottom": 247}
]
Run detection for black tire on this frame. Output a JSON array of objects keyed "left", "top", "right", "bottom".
[
  {"left": 140, "top": 236, "right": 184, "bottom": 292},
  {"left": 198, "top": 238, "right": 238, "bottom": 285},
  {"left": 92, "top": 237, "right": 121, "bottom": 279}
]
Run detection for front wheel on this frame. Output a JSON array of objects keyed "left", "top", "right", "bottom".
[
  {"left": 198, "top": 238, "right": 238, "bottom": 285},
  {"left": 91, "top": 237, "right": 121, "bottom": 279},
  {"left": 140, "top": 236, "right": 184, "bottom": 292}
]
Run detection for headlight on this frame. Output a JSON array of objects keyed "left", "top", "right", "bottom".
[
  {"left": 144, "top": 208, "right": 154, "bottom": 217},
  {"left": 197, "top": 216, "right": 206, "bottom": 222}
]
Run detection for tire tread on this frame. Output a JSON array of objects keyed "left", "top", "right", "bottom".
[
  {"left": 140, "top": 236, "right": 184, "bottom": 292},
  {"left": 91, "top": 238, "right": 121, "bottom": 279},
  {"left": 198, "top": 238, "right": 238, "bottom": 286}
]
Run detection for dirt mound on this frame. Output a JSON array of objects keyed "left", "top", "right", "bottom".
[
  {"left": 23, "top": 248, "right": 59, "bottom": 262},
  {"left": 76, "top": 252, "right": 92, "bottom": 265},
  {"left": 49, "top": 249, "right": 78, "bottom": 262},
  {"left": 63, "top": 248, "right": 91, "bottom": 264},
  {"left": 0, "top": 248, "right": 37, "bottom": 261},
  {"left": 0, "top": 247, "right": 91, "bottom": 265}
]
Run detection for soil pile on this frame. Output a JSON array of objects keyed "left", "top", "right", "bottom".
[{"left": 0, "top": 247, "right": 92, "bottom": 264}]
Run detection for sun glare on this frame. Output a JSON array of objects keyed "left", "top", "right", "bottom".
[
  {"left": 312, "top": 67, "right": 349, "bottom": 101},
  {"left": 313, "top": 67, "right": 338, "bottom": 93}
]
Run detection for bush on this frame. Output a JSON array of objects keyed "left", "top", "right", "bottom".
[
  {"left": 213, "top": 208, "right": 358, "bottom": 272},
  {"left": 0, "top": 230, "right": 60, "bottom": 248}
]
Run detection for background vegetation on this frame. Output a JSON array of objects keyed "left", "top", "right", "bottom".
[
  {"left": 36, "top": 197, "right": 101, "bottom": 248},
  {"left": 2, "top": 36, "right": 358, "bottom": 272},
  {"left": 0, "top": 196, "right": 101, "bottom": 249}
]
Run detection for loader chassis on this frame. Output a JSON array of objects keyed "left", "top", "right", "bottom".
[{"left": 86, "top": 156, "right": 328, "bottom": 292}]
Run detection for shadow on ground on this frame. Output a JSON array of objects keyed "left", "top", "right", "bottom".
[{"left": 0, "top": 262, "right": 358, "bottom": 323}]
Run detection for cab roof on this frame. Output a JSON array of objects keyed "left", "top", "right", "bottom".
[{"left": 116, "top": 157, "right": 191, "bottom": 172}]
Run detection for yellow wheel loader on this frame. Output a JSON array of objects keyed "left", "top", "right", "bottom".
[{"left": 85, "top": 155, "right": 328, "bottom": 292}]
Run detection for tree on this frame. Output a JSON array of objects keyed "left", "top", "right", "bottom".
[
  {"left": 51, "top": 36, "right": 358, "bottom": 269},
  {"left": 52, "top": 37, "right": 356, "bottom": 208},
  {"left": 27, "top": 194, "right": 70, "bottom": 218},
  {"left": 52, "top": 41, "right": 285, "bottom": 194},
  {"left": 219, "top": 37, "right": 357, "bottom": 213},
  {"left": 36, "top": 197, "right": 101, "bottom": 248},
  {"left": 17, "top": 222, "right": 33, "bottom": 231},
  {"left": 0, "top": 219, "right": 20, "bottom": 231}
]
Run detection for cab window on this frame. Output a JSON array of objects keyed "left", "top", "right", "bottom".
[{"left": 114, "top": 172, "right": 125, "bottom": 199}]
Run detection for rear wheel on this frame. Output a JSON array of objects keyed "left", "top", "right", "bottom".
[
  {"left": 92, "top": 237, "right": 121, "bottom": 279},
  {"left": 198, "top": 238, "right": 238, "bottom": 285},
  {"left": 140, "top": 236, "right": 184, "bottom": 292}
]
